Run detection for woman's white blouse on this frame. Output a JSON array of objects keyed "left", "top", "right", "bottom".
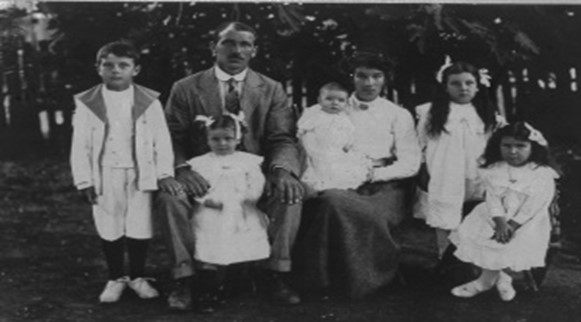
[{"left": 348, "top": 95, "right": 421, "bottom": 182}]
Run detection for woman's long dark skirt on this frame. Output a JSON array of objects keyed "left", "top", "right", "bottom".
[{"left": 295, "top": 180, "right": 407, "bottom": 299}]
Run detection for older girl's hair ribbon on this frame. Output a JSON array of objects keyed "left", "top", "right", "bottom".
[
  {"left": 195, "top": 115, "right": 214, "bottom": 127},
  {"left": 524, "top": 122, "right": 548, "bottom": 147},
  {"left": 435, "top": 55, "right": 453, "bottom": 83},
  {"left": 479, "top": 68, "right": 492, "bottom": 88}
]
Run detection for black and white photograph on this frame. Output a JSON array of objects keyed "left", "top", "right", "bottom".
[{"left": 1, "top": 0, "right": 580, "bottom": 321}]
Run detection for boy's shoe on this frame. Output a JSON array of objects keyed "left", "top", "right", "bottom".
[
  {"left": 128, "top": 277, "right": 160, "bottom": 299},
  {"left": 99, "top": 276, "right": 129, "bottom": 303}
]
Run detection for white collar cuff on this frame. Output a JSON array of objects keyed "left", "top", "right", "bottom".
[{"left": 214, "top": 65, "right": 248, "bottom": 82}]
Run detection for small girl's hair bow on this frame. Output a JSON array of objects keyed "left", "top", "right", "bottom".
[
  {"left": 524, "top": 122, "right": 548, "bottom": 147},
  {"left": 195, "top": 115, "right": 215, "bottom": 127},
  {"left": 226, "top": 111, "right": 247, "bottom": 140},
  {"left": 478, "top": 68, "right": 492, "bottom": 88}
]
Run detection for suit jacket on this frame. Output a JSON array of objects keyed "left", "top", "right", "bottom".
[
  {"left": 70, "top": 84, "right": 174, "bottom": 194},
  {"left": 165, "top": 67, "right": 301, "bottom": 176}
]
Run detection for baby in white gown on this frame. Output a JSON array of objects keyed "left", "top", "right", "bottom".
[{"left": 298, "top": 82, "right": 371, "bottom": 192}]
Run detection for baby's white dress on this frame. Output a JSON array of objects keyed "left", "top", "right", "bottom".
[
  {"left": 298, "top": 104, "right": 370, "bottom": 191},
  {"left": 187, "top": 151, "right": 270, "bottom": 265},
  {"left": 451, "top": 162, "right": 558, "bottom": 271}
]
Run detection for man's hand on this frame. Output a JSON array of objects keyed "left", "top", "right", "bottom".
[
  {"left": 175, "top": 166, "right": 210, "bottom": 197},
  {"left": 79, "top": 186, "right": 98, "bottom": 205},
  {"left": 158, "top": 177, "right": 183, "bottom": 196},
  {"left": 265, "top": 167, "right": 304, "bottom": 204}
]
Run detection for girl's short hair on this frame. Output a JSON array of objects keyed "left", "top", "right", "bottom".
[
  {"left": 427, "top": 61, "right": 496, "bottom": 137},
  {"left": 480, "top": 121, "right": 550, "bottom": 168},
  {"left": 96, "top": 41, "right": 140, "bottom": 65},
  {"left": 197, "top": 114, "right": 247, "bottom": 147}
]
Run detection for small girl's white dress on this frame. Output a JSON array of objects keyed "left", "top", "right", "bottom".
[
  {"left": 414, "top": 102, "right": 488, "bottom": 230},
  {"left": 451, "top": 162, "right": 558, "bottom": 271},
  {"left": 187, "top": 151, "right": 270, "bottom": 265},
  {"left": 298, "top": 104, "right": 371, "bottom": 191}
]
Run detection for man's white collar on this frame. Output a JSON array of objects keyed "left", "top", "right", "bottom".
[{"left": 214, "top": 65, "right": 247, "bottom": 82}]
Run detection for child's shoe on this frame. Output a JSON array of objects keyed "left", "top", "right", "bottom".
[
  {"left": 496, "top": 272, "right": 516, "bottom": 302},
  {"left": 99, "top": 276, "right": 129, "bottom": 303},
  {"left": 451, "top": 280, "right": 490, "bottom": 298},
  {"left": 128, "top": 277, "right": 160, "bottom": 299}
]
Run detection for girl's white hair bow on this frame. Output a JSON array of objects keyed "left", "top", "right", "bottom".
[{"left": 524, "top": 122, "right": 548, "bottom": 147}]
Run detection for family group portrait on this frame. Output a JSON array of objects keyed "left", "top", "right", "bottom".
[{"left": 1, "top": 1, "right": 581, "bottom": 321}]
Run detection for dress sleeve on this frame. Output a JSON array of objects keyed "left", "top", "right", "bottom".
[
  {"left": 415, "top": 103, "right": 430, "bottom": 164},
  {"left": 483, "top": 168, "right": 508, "bottom": 219},
  {"left": 511, "top": 167, "right": 557, "bottom": 225},
  {"left": 371, "top": 108, "right": 421, "bottom": 182},
  {"left": 242, "top": 154, "right": 266, "bottom": 202}
]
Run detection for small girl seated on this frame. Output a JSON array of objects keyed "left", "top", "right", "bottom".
[
  {"left": 450, "top": 122, "right": 558, "bottom": 302},
  {"left": 297, "top": 82, "right": 371, "bottom": 193},
  {"left": 186, "top": 112, "right": 269, "bottom": 313}
]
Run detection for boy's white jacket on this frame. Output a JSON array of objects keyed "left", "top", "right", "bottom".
[{"left": 70, "top": 84, "right": 174, "bottom": 194}]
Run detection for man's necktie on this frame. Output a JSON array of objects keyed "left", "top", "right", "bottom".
[{"left": 224, "top": 78, "right": 241, "bottom": 114}]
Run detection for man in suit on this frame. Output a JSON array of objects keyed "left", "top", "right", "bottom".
[{"left": 156, "top": 21, "right": 304, "bottom": 311}]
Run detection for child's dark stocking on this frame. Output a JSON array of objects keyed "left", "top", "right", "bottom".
[
  {"left": 102, "top": 237, "right": 125, "bottom": 280},
  {"left": 126, "top": 237, "right": 149, "bottom": 279},
  {"left": 195, "top": 267, "right": 227, "bottom": 314}
]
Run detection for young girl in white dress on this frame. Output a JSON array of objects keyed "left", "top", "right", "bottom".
[
  {"left": 298, "top": 82, "right": 371, "bottom": 193},
  {"left": 414, "top": 60, "right": 501, "bottom": 258},
  {"left": 187, "top": 112, "right": 269, "bottom": 311},
  {"left": 450, "top": 122, "right": 558, "bottom": 302}
]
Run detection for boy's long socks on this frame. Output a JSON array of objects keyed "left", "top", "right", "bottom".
[
  {"left": 127, "top": 238, "right": 149, "bottom": 279},
  {"left": 102, "top": 237, "right": 125, "bottom": 280}
]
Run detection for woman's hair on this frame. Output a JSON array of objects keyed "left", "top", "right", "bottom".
[
  {"left": 347, "top": 51, "right": 390, "bottom": 75},
  {"left": 96, "top": 41, "right": 140, "bottom": 65},
  {"left": 427, "top": 61, "right": 496, "bottom": 137},
  {"left": 480, "top": 121, "right": 550, "bottom": 168}
]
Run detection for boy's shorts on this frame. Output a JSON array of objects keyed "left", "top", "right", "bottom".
[{"left": 92, "top": 167, "right": 152, "bottom": 241}]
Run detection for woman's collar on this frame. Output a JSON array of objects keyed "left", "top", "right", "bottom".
[{"left": 349, "top": 94, "right": 382, "bottom": 111}]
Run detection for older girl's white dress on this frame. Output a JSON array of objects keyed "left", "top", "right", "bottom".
[
  {"left": 414, "top": 102, "right": 488, "bottom": 230},
  {"left": 451, "top": 162, "right": 558, "bottom": 271},
  {"left": 186, "top": 151, "right": 269, "bottom": 265},
  {"left": 298, "top": 104, "right": 370, "bottom": 191}
]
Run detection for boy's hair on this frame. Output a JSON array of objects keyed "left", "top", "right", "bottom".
[
  {"left": 319, "top": 82, "right": 349, "bottom": 97},
  {"left": 212, "top": 21, "right": 257, "bottom": 42},
  {"left": 95, "top": 41, "right": 140, "bottom": 65},
  {"left": 481, "top": 121, "right": 550, "bottom": 168},
  {"left": 427, "top": 61, "right": 496, "bottom": 137}
]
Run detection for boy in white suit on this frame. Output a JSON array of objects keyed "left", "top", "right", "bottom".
[{"left": 70, "top": 41, "right": 181, "bottom": 303}]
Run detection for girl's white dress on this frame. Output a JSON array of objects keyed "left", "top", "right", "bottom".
[
  {"left": 298, "top": 104, "right": 370, "bottom": 191},
  {"left": 451, "top": 162, "right": 558, "bottom": 271},
  {"left": 414, "top": 102, "right": 488, "bottom": 230},
  {"left": 187, "top": 151, "right": 270, "bottom": 265}
]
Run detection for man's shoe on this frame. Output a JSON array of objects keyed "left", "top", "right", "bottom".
[
  {"left": 167, "top": 277, "right": 193, "bottom": 311},
  {"left": 99, "top": 276, "right": 129, "bottom": 303},
  {"left": 268, "top": 273, "right": 301, "bottom": 305},
  {"left": 128, "top": 277, "right": 159, "bottom": 299}
]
